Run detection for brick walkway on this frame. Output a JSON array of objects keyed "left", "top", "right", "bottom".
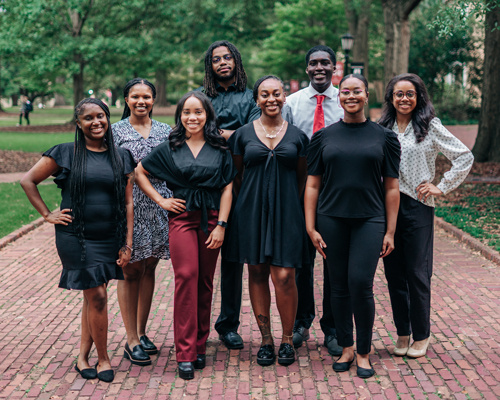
[{"left": 0, "top": 223, "right": 499, "bottom": 399}]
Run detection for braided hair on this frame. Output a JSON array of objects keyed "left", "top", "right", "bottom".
[
  {"left": 72, "top": 98, "right": 128, "bottom": 261},
  {"left": 121, "top": 78, "right": 157, "bottom": 120},
  {"left": 169, "top": 91, "right": 228, "bottom": 151},
  {"left": 379, "top": 73, "right": 435, "bottom": 143},
  {"left": 203, "top": 41, "right": 248, "bottom": 98}
]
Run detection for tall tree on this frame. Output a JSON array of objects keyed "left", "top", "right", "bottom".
[
  {"left": 474, "top": 2, "right": 500, "bottom": 161},
  {"left": 344, "top": 0, "right": 371, "bottom": 80},
  {"left": 381, "top": 0, "right": 422, "bottom": 86}
]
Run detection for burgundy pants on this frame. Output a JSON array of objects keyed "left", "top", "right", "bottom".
[{"left": 168, "top": 209, "right": 220, "bottom": 362}]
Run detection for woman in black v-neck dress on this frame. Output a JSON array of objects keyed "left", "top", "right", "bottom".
[
  {"left": 21, "top": 99, "right": 135, "bottom": 383},
  {"left": 226, "top": 76, "right": 310, "bottom": 367},
  {"left": 135, "top": 91, "right": 235, "bottom": 380}
]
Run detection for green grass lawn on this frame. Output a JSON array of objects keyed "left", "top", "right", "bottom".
[
  {"left": 435, "top": 183, "right": 500, "bottom": 252},
  {"left": 0, "top": 181, "right": 60, "bottom": 238},
  {"left": 0, "top": 132, "right": 75, "bottom": 152},
  {"left": 1, "top": 107, "right": 175, "bottom": 127}
]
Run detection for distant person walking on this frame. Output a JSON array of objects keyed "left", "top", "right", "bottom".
[
  {"left": 18, "top": 96, "right": 33, "bottom": 126},
  {"left": 21, "top": 98, "right": 136, "bottom": 383},
  {"left": 379, "top": 73, "right": 474, "bottom": 358},
  {"left": 113, "top": 78, "right": 172, "bottom": 367}
]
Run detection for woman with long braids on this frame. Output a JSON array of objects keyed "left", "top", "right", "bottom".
[
  {"left": 379, "top": 73, "right": 473, "bottom": 358},
  {"left": 305, "top": 74, "right": 400, "bottom": 378},
  {"left": 225, "top": 76, "right": 310, "bottom": 367},
  {"left": 21, "top": 98, "right": 136, "bottom": 383},
  {"left": 113, "top": 78, "right": 172, "bottom": 366},
  {"left": 135, "top": 91, "right": 235, "bottom": 380}
]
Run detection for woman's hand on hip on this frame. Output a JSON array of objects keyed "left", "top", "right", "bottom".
[
  {"left": 158, "top": 197, "right": 186, "bottom": 213},
  {"left": 45, "top": 208, "right": 73, "bottom": 225},
  {"left": 380, "top": 233, "right": 395, "bottom": 258},
  {"left": 308, "top": 229, "right": 327, "bottom": 259},
  {"left": 206, "top": 225, "right": 225, "bottom": 249},
  {"left": 416, "top": 182, "right": 442, "bottom": 202}
]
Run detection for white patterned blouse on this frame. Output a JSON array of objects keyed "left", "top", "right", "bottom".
[{"left": 393, "top": 118, "right": 474, "bottom": 207}]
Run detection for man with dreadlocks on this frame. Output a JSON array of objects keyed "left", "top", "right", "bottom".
[{"left": 199, "top": 40, "right": 260, "bottom": 350}]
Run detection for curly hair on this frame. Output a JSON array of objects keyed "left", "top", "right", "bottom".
[
  {"left": 252, "top": 75, "right": 284, "bottom": 102},
  {"left": 121, "top": 77, "right": 157, "bottom": 120},
  {"left": 169, "top": 91, "right": 227, "bottom": 151},
  {"left": 203, "top": 40, "right": 248, "bottom": 98},
  {"left": 378, "top": 73, "right": 435, "bottom": 143},
  {"left": 72, "top": 98, "right": 128, "bottom": 260}
]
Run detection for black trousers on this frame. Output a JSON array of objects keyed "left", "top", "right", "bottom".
[
  {"left": 294, "top": 246, "right": 336, "bottom": 336},
  {"left": 383, "top": 193, "right": 434, "bottom": 341},
  {"left": 318, "top": 215, "right": 385, "bottom": 355},
  {"left": 19, "top": 111, "right": 30, "bottom": 125}
]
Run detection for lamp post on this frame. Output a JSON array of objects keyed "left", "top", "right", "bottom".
[{"left": 341, "top": 33, "right": 354, "bottom": 76}]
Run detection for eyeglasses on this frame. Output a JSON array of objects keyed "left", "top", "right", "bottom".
[
  {"left": 393, "top": 90, "right": 416, "bottom": 99},
  {"left": 212, "top": 54, "right": 233, "bottom": 64},
  {"left": 339, "top": 89, "right": 365, "bottom": 96}
]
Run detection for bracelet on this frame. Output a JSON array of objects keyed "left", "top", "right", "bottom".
[
  {"left": 124, "top": 244, "right": 133, "bottom": 252},
  {"left": 217, "top": 221, "right": 227, "bottom": 228}
]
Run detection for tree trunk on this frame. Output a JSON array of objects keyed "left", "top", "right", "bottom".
[
  {"left": 73, "top": 54, "right": 85, "bottom": 107},
  {"left": 381, "top": 0, "right": 422, "bottom": 87},
  {"left": 155, "top": 69, "right": 169, "bottom": 106},
  {"left": 473, "top": 5, "right": 500, "bottom": 162}
]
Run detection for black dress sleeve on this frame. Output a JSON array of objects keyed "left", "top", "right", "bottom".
[
  {"left": 119, "top": 147, "right": 137, "bottom": 175},
  {"left": 306, "top": 128, "right": 325, "bottom": 175},
  {"left": 228, "top": 125, "right": 246, "bottom": 156},
  {"left": 220, "top": 148, "right": 237, "bottom": 185},
  {"left": 382, "top": 129, "right": 401, "bottom": 178},
  {"left": 295, "top": 127, "right": 310, "bottom": 157},
  {"left": 43, "top": 142, "right": 74, "bottom": 189}
]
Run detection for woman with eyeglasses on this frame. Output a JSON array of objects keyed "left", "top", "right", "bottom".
[
  {"left": 379, "top": 73, "right": 473, "bottom": 358},
  {"left": 305, "top": 74, "right": 400, "bottom": 378}
]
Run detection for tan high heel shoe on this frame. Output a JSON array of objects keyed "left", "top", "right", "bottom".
[{"left": 407, "top": 336, "right": 431, "bottom": 358}]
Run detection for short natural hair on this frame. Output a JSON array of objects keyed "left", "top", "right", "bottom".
[{"left": 305, "top": 45, "right": 336, "bottom": 65}]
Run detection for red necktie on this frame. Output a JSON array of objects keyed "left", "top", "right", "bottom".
[{"left": 313, "top": 94, "right": 326, "bottom": 134}]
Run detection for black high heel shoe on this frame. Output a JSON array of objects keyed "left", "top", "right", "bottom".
[
  {"left": 123, "top": 342, "right": 151, "bottom": 366},
  {"left": 139, "top": 335, "right": 158, "bottom": 355},
  {"left": 178, "top": 362, "right": 194, "bottom": 380}
]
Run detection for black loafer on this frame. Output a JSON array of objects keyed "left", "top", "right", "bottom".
[
  {"left": 257, "top": 344, "right": 275, "bottom": 366},
  {"left": 332, "top": 357, "right": 355, "bottom": 372},
  {"left": 74, "top": 364, "right": 97, "bottom": 379},
  {"left": 140, "top": 335, "right": 158, "bottom": 355},
  {"left": 193, "top": 354, "right": 206, "bottom": 370},
  {"left": 292, "top": 326, "right": 310, "bottom": 348},
  {"left": 278, "top": 343, "right": 295, "bottom": 366},
  {"left": 324, "top": 334, "right": 343, "bottom": 356},
  {"left": 95, "top": 363, "right": 114, "bottom": 383},
  {"left": 123, "top": 342, "right": 151, "bottom": 366},
  {"left": 357, "top": 363, "right": 375, "bottom": 378},
  {"left": 178, "top": 362, "right": 194, "bottom": 380},
  {"left": 219, "top": 331, "right": 244, "bottom": 349}
]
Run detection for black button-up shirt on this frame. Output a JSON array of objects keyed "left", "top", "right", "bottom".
[{"left": 198, "top": 83, "right": 261, "bottom": 130}]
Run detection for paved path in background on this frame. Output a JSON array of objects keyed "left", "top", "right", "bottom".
[{"left": 0, "top": 221, "right": 499, "bottom": 400}]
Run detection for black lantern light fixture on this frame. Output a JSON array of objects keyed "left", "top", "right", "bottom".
[{"left": 341, "top": 33, "right": 354, "bottom": 76}]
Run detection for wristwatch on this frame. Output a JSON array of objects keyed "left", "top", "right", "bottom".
[{"left": 217, "top": 220, "right": 228, "bottom": 228}]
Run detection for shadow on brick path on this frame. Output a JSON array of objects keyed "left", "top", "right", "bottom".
[{"left": 0, "top": 222, "right": 499, "bottom": 400}]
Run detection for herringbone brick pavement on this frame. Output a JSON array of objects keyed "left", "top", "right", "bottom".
[{"left": 0, "top": 222, "right": 498, "bottom": 399}]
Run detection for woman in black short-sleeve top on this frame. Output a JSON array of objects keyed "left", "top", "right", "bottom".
[
  {"left": 21, "top": 99, "right": 135, "bottom": 383},
  {"left": 305, "top": 74, "right": 400, "bottom": 378}
]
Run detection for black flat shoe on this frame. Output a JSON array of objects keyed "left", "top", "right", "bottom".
[
  {"left": 123, "top": 342, "right": 151, "bottom": 366},
  {"left": 357, "top": 363, "right": 375, "bottom": 378},
  {"left": 278, "top": 343, "right": 295, "bottom": 366},
  {"left": 178, "top": 362, "right": 194, "bottom": 380},
  {"left": 74, "top": 364, "right": 97, "bottom": 379},
  {"left": 257, "top": 344, "right": 275, "bottom": 366},
  {"left": 95, "top": 363, "right": 115, "bottom": 383},
  {"left": 193, "top": 354, "right": 206, "bottom": 370},
  {"left": 332, "top": 356, "right": 355, "bottom": 372},
  {"left": 140, "top": 335, "right": 158, "bottom": 355}
]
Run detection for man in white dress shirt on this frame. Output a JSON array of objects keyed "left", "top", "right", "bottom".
[{"left": 282, "top": 45, "right": 344, "bottom": 355}]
